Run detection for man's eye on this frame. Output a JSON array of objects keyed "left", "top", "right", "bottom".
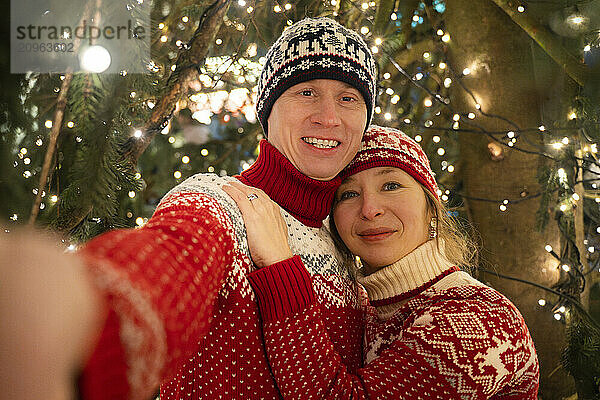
[
  {"left": 300, "top": 89, "right": 313, "bottom": 96},
  {"left": 383, "top": 182, "right": 402, "bottom": 191},
  {"left": 341, "top": 96, "right": 356, "bottom": 102}
]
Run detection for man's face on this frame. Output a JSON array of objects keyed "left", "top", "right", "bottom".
[{"left": 267, "top": 79, "right": 367, "bottom": 181}]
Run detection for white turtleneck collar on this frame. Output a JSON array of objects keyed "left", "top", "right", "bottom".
[{"left": 357, "top": 240, "right": 456, "bottom": 316}]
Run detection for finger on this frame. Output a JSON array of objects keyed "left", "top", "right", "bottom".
[
  {"left": 228, "top": 181, "right": 268, "bottom": 200},
  {"left": 227, "top": 180, "right": 256, "bottom": 196},
  {"left": 229, "top": 182, "right": 276, "bottom": 210},
  {"left": 222, "top": 184, "right": 255, "bottom": 216}
]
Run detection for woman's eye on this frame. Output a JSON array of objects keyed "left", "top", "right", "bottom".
[
  {"left": 383, "top": 182, "right": 402, "bottom": 191},
  {"left": 338, "top": 191, "right": 358, "bottom": 201}
]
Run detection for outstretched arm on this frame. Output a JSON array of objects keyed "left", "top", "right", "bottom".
[
  {"left": 0, "top": 229, "right": 104, "bottom": 400},
  {"left": 1, "top": 189, "right": 237, "bottom": 400}
]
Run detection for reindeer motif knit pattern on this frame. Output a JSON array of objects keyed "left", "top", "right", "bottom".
[{"left": 247, "top": 242, "right": 539, "bottom": 399}]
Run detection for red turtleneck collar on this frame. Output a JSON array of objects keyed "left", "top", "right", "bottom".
[{"left": 236, "top": 140, "right": 341, "bottom": 228}]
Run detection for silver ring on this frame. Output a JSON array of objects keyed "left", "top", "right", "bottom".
[{"left": 247, "top": 193, "right": 259, "bottom": 202}]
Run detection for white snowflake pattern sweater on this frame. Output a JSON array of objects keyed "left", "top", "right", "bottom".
[
  {"left": 247, "top": 240, "right": 539, "bottom": 399},
  {"left": 78, "top": 140, "right": 365, "bottom": 400}
]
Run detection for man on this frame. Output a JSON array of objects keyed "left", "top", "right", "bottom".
[{"left": 1, "top": 17, "right": 376, "bottom": 399}]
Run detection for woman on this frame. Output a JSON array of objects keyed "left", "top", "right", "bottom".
[{"left": 223, "top": 125, "right": 539, "bottom": 399}]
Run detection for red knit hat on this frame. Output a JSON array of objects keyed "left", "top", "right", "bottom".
[{"left": 341, "top": 125, "right": 439, "bottom": 199}]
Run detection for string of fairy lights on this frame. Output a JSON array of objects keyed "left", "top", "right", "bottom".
[{"left": 8, "top": 0, "right": 600, "bottom": 323}]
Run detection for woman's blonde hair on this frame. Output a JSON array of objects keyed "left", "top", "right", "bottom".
[
  {"left": 329, "top": 182, "right": 479, "bottom": 274},
  {"left": 422, "top": 188, "right": 479, "bottom": 273}
]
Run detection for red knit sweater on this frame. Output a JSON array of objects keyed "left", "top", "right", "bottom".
[
  {"left": 247, "top": 253, "right": 539, "bottom": 399},
  {"left": 79, "top": 140, "right": 365, "bottom": 399}
]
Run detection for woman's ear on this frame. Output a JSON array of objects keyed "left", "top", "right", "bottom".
[{"left": 424, "top": 188, "right": 436, "bottom": 221}]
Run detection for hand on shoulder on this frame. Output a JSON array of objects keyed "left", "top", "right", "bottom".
[{"left": 222, "top": 181, "right": 293, "bottom": 267}]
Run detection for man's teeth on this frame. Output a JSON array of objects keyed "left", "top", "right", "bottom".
[{"left": 302, "top": 137, "right": 340, "bottom": 149}]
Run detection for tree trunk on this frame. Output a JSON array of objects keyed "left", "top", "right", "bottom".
[{"left": 445, "top": 1, "right": 574, "bottom": 398}]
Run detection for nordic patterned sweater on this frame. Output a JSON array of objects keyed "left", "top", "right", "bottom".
[
  {"left": 247, "top": 240, "right": 540, "bottom": 399},
  {"left": 78, "top": 140, "right": 365, "bottom": 400}
]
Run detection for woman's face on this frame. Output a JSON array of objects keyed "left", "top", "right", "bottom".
[{"left": 333, "top": 167, "right": 431, "bottom": 273}]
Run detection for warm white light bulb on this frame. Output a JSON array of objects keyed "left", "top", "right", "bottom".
[{"left": 80, "top": 45, "right": 112, "bottom": 73}]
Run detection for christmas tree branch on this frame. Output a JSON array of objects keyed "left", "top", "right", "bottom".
[
  {"left": 28, "top": 73, "right": 73, "bottom": 225},
  {"left": 123, "top": 0, "right": 231, "bottom": 163},
  {"left": 479, "top": 268, "right": 600, "bottom": 330},
  {"left": 28, "top": 0, "right": 98, "bottom": 225},
  {"left": 489, "top": 0, "right": 592, "bottom": 86},
  {"left": 384, "top": 39, "right": 435, "bottom": 79},
  {"left": 373, "top": 0, "right": 395, "bottom": 35}
]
